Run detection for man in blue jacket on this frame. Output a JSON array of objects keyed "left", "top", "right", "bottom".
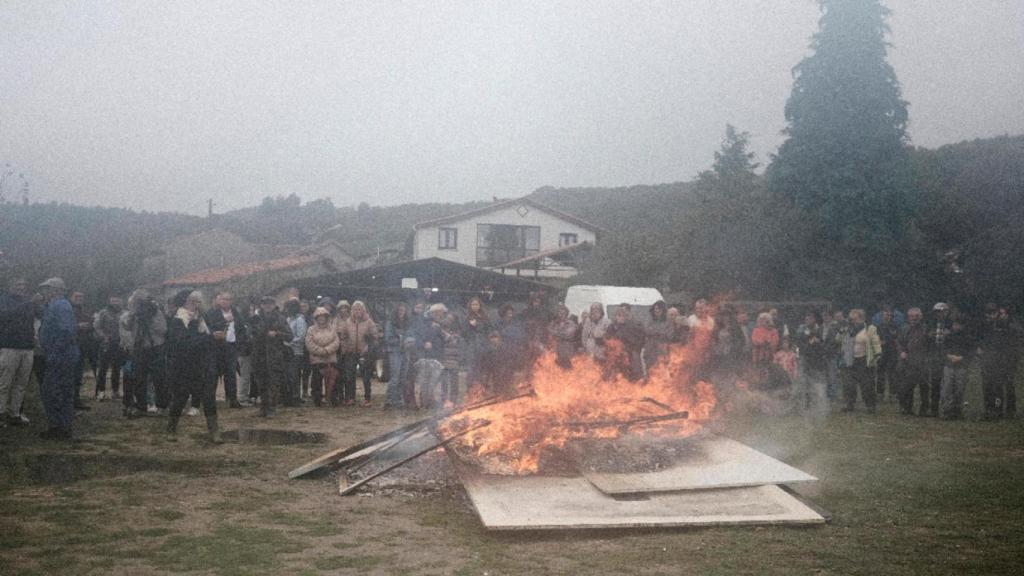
[{"left": 38, "top": 277, "right": 80, "bottom": 440}]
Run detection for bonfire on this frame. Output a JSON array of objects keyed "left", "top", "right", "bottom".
[{"left": 437, "top": 328, "right": 718, "bottom": 475}]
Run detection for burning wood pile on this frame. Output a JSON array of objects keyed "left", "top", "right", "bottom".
[{"left": 290, "top": 332, "right": 826, "bottom": 529}]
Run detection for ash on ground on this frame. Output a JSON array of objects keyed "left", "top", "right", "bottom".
[
  {"left": 568, "top": 432, "right": 708, "bottom": 474},
  {"left": 330, "top": 441, "right": 462, "bottom": 498}
]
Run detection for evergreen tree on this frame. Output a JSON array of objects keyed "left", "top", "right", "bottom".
[
  {"left": 675, "top": 125, "right": 770, "bottom": 298},
  {"left": 767, "top": 0, "right": 913, "bottom": 303}
]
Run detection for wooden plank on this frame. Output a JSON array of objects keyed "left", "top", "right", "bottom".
[
  {"left": 574, "top": 433, "right": 817, "bottom": 494},
  {"left": 288, "top": 419, "right": 430, "bottom": 479},
  {"left": 339, "top": 421, "right": 490, "bottom": 496},
  {"left": 456, "top": 468, "right": 825, "bottom": 530},
  {"left": 290, "top": 391, "right": 531, "bottom": 480}
]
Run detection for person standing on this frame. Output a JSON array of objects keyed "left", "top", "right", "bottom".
[
  {"left": 383, "top": 302, "right": 411, "bottom": 409},
  {"left": 440, "top": 313, "right": 463, "bottom": 405},
  {"left": 69, "top": 291, "right": 94, "bottom": 411},
  {"left": 977, "top": 303, "right": 1021, "bottom": 420},
  {"left": 897, "top": 307, "right": 931, "bottom": 416},
  {"left": 840, "top": 309, "right": 882, "bottom": 413},
  {"left": 580, "top": 302, "right": 611, "bottom": 361},
  {"left": 462, "top": 297, "right": 491, "bottom": 386},
  {"left": 751, "top": 312, "right": 780, "bottom": 368},
  {"left": 550, "top": 304, "right": 579, "bottom": 370},
  {"left": 796, "top": 311, "right": 829, "bottom": 419},
  {"left": 236, "top": 301, "right": 255, "bottom": 406},
  {"left": 605, "top": 304, "right": 646, "bottom": 381},
  {"left": 403, "top": 299, "right": 427, "bottom": 408},
  {"left": 0, "top": 278, "right": 36, "bottom": 427},
  {"left": 925, "top": 303, "right": 954, "bottom": 417},
  {"left": 643, "top": 301, "right": 673, "bottom": 375},
  {"left": 415, "top": 303, "right": 448, "bottom": 409},
  {"left": 165, "top": 291, "right": 220, "bottom": 442},
  {"left": 340, "top": 301, "right": 377, "bottom": 406},
  {"left": 121, "top": 290, "right": 168, "bottom": 418},
  {"left": 824, "top": 310, "right": 847, "bottom": 400},
  {"left": 92, "top": 295, "right": 124, "bottom": 401},
  {"left": 282, "top": 299, "right": 308, "bottom": 407},
  {"left": 204, "top": 291, "right": 246, "bottom": 409},
  {"left": 37, "top": 278, "right": 80, "bottom": 440},
  {"left": 939, "top": 315, "right": 972, "bottom": 420},
  {"left": 305, "top": 307, "right": 340, "bottom": 407},
  {"left": 249, "top": 297, "right": 291, "bottom": 417},
  {"left": 875, "top": 308, "right": 901, "bottom": 403}
]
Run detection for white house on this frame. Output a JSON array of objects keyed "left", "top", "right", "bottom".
[{"left": 412, "top": 197, "right": 601, "bottom": 278}]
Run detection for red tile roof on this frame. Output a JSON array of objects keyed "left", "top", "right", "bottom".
[{"left": 163, "top": 254, "right": 322, "bottom": 287}]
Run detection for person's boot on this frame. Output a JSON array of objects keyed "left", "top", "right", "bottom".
[{"left": 206, "top": 415, "right": 222, "bottom": 444}]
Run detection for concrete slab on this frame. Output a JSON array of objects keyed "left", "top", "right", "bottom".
[
  {"left": 572, "top": 433, "right": 817, "bottom": 494},
  {"left": 457, "top": 468, "right": 825, "bottom": 530}
]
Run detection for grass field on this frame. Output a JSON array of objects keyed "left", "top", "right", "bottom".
[{"left": 1, "top": 370, "right": 1022, "bottom": 576}]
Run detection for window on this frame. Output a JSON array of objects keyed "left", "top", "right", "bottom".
[
  {"left": 438, "top": 227, "right": 458, "bottom": 250},
  {"left": 559, "top": 233, "right": 579, "bottom": 247},
  {"left": 476, "top": 224, "right": 540, "bottom": 267}
]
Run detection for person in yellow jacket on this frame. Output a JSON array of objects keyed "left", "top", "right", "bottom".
[{"left": 840, "top": 308, "right": 882, "bottom": 413}]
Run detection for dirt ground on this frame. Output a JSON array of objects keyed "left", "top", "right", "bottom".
[{"left": 2, "top": 373, "right": 1023, "bottom": 575}]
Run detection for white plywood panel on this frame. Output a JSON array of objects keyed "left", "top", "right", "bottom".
[
  {"left": 457, "top": 469, "right": 825, "bottom": 530},
  {"left": 573, "top": 434, "right": 817, "bottom": 494}
]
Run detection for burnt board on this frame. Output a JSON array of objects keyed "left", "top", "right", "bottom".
[
  {"left": 571, "top": 432, "right": 817, "bottom": 494},
  {"left": 456, "top": 468, "right": 825, "bottom": 530}
]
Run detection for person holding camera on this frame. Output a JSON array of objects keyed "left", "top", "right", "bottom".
[{"left": 121, "top": 289, "right": 167, "bottom": 418}]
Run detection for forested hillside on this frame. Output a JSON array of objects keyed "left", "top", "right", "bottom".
[{"left": 2, "top": 135, "right": 1022, "bottom": 311}]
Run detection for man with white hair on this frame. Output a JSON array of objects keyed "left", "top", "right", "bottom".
[{"left": 37, "top": 278, "right": 79, "bottom": 440}]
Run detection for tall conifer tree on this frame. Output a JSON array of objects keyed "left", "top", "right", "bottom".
[{"left": 767, "top": 0, "right": 912, "bottom": 302}]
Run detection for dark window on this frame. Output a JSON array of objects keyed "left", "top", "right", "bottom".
[
  {"left": 438, "top": 227, "right": 458, "bottom": 250},
  {"left": 559, "top": 233, "right": 579, "bottom": 247},
  {"left": 476, "top": 224, "right": 541, "bottom": 267}
]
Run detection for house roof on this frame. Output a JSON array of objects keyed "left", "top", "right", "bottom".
[
  {"left": 412, "top": 197, "right": 604, "bottom": 234},
  {"left": 163, "top": 254, "right": 322, "bottom": 287},
  {"left": 491, "top": 241, "right": 593, "bottom": 269}
]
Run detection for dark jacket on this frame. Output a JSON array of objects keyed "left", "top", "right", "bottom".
[
  {"left": 0, "top": 291, "right": 36, "bottom": 350},
  {"left": 249, "top": 309, "right": 292, "bottom": 376},
  {"left": 417, "top": 319, "right": 446, "bottom": 361},
  {"left": 606, "top": 319, "right": 646, "bottom": 353},
  {"left": 898, "top": 321, "right": 929, "bottom": 368},
  {"left": 166, "top": 310, "right": 213, "bottom": 380},
  {"left": 796, "top": 323, "right": 828, "bottom": 372},
  {"left": 203, "top": 306, "right": 248, "bottom": 347},
  {"left": 978, "top": 319, "right": 1022, "bottom": 371},
  {"left": 943, "top": 324, "right": 973, "bottom": 366}
]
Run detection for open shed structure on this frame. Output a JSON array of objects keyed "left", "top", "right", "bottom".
[{"left": 288, "top": 257, "right": 551, "bottom": 317}]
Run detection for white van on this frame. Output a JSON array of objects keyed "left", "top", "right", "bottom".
[{"left": 564, "top": 285, "right": 665, "bottom": 323}]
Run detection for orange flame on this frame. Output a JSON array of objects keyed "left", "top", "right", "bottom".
[{"left": 439, "top": 327, "right": 718, "bottom": 474}]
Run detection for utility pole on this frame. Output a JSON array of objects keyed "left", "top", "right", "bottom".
[{"left": 208, "top": 198, "right": 214, "bottom": 219}]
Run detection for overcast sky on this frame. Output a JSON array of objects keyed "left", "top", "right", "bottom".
[{"left": 2, "top": 1, "right": 1022, "bottom": 215}]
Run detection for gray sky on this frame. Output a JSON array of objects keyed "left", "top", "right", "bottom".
[{"left": 2, "top": 1, "right": 1022, "bottom": 215}]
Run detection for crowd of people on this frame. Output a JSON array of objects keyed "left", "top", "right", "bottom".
[{"left": 1, "top": 275, "right": 1021, "bottom": 443}]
